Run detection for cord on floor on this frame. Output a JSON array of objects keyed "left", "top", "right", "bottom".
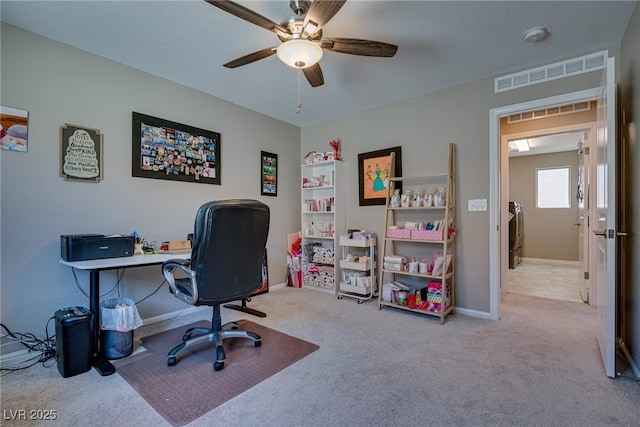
[{"left": 0, "top": 319, "right": 57, "bottom": 374}]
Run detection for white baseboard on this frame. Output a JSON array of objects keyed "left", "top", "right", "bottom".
[
  {"left": 521, "top": 257, "right": 580, "bottom": 267},
  {"left": 142, "top": 305, "right": 209, "bottom": 325},
  {"left": 454, "top": 307, "right": 493, "bottom": 320}
]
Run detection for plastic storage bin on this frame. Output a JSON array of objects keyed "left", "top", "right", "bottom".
[
  {"left": 411, "top": 229, "right": 444, "bottom": 241},
  {"left": 100, "top": 329, "right": 133, "bottom": 359},
  {"left": 100, "top": 297, "right": 142, "bottom": 360},
  {"left": 386, "top": 228, "right": 411, "bottom": 239}
]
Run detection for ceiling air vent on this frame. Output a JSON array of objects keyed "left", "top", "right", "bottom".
[
  {"left": 507, "top": 101, "right": 592, "bottom": 124},
  {"left": 495, "top": 51, "right": 607, "bottom": 93}
]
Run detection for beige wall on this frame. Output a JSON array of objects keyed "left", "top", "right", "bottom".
[
  {"left": 509, "top": 151, "right": 579, "bottom": 261},
  {"left": 2, "top": 1, "right": 638, "bottom": 366},
  {"left": 302, "top": 68, "right": 603, "bottom": 315},
  {"left": 500, "top": 102, "right": 596, "bottom": 263},
  {"left": 0, "top": 24, "right": 301, "bottom": 353}
]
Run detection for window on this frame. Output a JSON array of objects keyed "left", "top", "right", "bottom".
[{"left": 536, "top": 167, "right": 571, "bottom": 208}]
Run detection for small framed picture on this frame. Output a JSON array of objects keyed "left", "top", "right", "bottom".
[
  {"left": 261, "top": 151, "right": 278, "bottom": 196},
  {"left": 60, "top": 123, "right": 104, "bottom": 182},
  {"left": 1, "top": 106, "right": 29, "bottom": 152},
  {"left": 358, "top": 146, "right": 402, "bottom": 206}
]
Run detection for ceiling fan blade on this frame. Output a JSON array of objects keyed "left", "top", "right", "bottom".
[
  {"left": 303, "top": 63, "right": 324, "bottom": 87},
  {"left": 323, "top": 38, "right": 398, "bottom": 57},
  {"left": 304, "top": 1, "right": 347, "bottom": 31},
  {"left": 205, "top": 0, "right": 289, "bottom": 39},
  {"left": 223, "top": 47, "right": 276, "bottom": 68}
]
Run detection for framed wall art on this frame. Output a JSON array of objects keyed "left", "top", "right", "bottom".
[
  {"left": 60, "top": 123, "right": 103, "bottom": 182},
  {"left": 1, "top": 106, "right": 29, "bottom": 152},
  {"left": 358, "top": 146, "right": 402, "bottom": 206},
  {"left": 132, "top": 112, "right": 220, "bottom": 185},
  {"left": 261, "top": 151, "right": 278, "bottom": 196}
]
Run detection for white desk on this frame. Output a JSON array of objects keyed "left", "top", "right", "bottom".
[
  {"left": 60, "top": 252, "right": 190, "bottom": 271},
  {"left": 60, "top": 253, "right": 190, "bottom": 375}
]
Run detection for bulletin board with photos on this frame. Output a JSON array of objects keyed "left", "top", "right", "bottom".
[{"left": 131, "top": 112, "right": 221, "bottom": 185}]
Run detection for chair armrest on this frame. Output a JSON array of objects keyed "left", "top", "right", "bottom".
[
  {"left": 162, "top": 259, "right": 198, "bottom": 305},
  {"left": 163, "top": 258, "right": 191, "bottom": 269}
]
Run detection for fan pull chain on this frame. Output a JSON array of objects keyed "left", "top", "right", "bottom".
[{"left": 296, "top": 69, "right": 303, "bottom": 114}]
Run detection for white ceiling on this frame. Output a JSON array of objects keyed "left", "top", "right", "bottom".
[
  {"left": 1, "top": 1, "right": 636, "bottom": 127},
  {"left": 508, "top": 131, "right": 585, "bottom": 157}
]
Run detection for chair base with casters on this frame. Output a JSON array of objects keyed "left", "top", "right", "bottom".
[
  {"left": 167, "top": 305, "right": 262, "bottom": 371},
  {"left": 162, "top": 199, "right": 270, "bottom": 372}
]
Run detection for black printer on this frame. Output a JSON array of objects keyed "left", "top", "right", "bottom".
[{"left": 60, "top": 234, "right": 134, "bottom": 262}]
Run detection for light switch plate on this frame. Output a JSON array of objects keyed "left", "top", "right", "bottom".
[{"left": 468, "top": 199, "right": 487, "bottom": 211}]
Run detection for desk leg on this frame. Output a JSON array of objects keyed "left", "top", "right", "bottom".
[{"left": 89, "top": 270, "right": 115, "bottom": 376}]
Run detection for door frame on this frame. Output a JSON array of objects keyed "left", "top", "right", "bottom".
[
  {"left": 595, "top": 57, "right": 617, "bottom": 378},
  {"left": 489, "top": 88, "right": 601, "bottom": 320},
  {"left": 499, "top": 123, "right": 596, "bottom": 298}
]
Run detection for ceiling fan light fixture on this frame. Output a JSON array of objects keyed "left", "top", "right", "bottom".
[{"left": 276, "top": 39, "right": 323, "bottom": 69}]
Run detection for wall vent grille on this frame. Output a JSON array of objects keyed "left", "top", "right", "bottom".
[
  {"left": 495, "top": 51, "right": 607, "bottom": 93},
  {"left": 506, "top": 101, "right": 592, "bottom": 124}
]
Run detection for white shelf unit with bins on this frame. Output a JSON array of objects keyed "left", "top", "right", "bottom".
[
  {"left": 378, "top": 143, "right": 456, "bottom": 324},
  {"left": 337, "top": 234, "right": 377, "bottom": 303},
  {"left": 301, "top": 160, "right": 344, "bottom": 294}
]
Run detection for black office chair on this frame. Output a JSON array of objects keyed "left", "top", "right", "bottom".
[{"left": 162, "top": 199, "right": 270, "bottom": 371}]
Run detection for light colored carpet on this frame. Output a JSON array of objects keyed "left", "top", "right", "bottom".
[{"left": 1, "top": 286, "right": 638, "bottom": 426}]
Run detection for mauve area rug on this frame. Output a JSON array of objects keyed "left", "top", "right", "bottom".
[{"left": 113, "top": 320, "right": 319, "bottom": 426}]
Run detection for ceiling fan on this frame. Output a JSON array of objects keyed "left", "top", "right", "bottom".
[{"left": 206, "top": 0, "right": 398, "bottom": 88}]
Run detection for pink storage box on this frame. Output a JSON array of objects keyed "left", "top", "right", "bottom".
[
  {"left": 387, "top": 228, "right": 411, "bottom": 239},
  {"left": 411, "top": 229, "right": 444, "bottom": 241}
]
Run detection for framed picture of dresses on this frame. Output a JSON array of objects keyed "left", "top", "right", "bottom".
[
  {"left": 131, "top": 112, "right": 220, "bottom": 185},
  {"left": 357, "top": 146, "right": 402, "bottom": 206}
]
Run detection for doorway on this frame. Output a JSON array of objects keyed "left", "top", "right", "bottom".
[
  {"left": 491, "top": 59, "right": 620, "bottom": 378},
  {"left": 501, "top": 126, "right": 595, "bottom": 304},
  {"left": 488, "top": 87, "right": 601, "bottom": 321}
]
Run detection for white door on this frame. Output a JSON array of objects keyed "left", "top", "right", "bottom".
[{"left": 594, "top": 57, "right": 617, "bottom": 378}]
